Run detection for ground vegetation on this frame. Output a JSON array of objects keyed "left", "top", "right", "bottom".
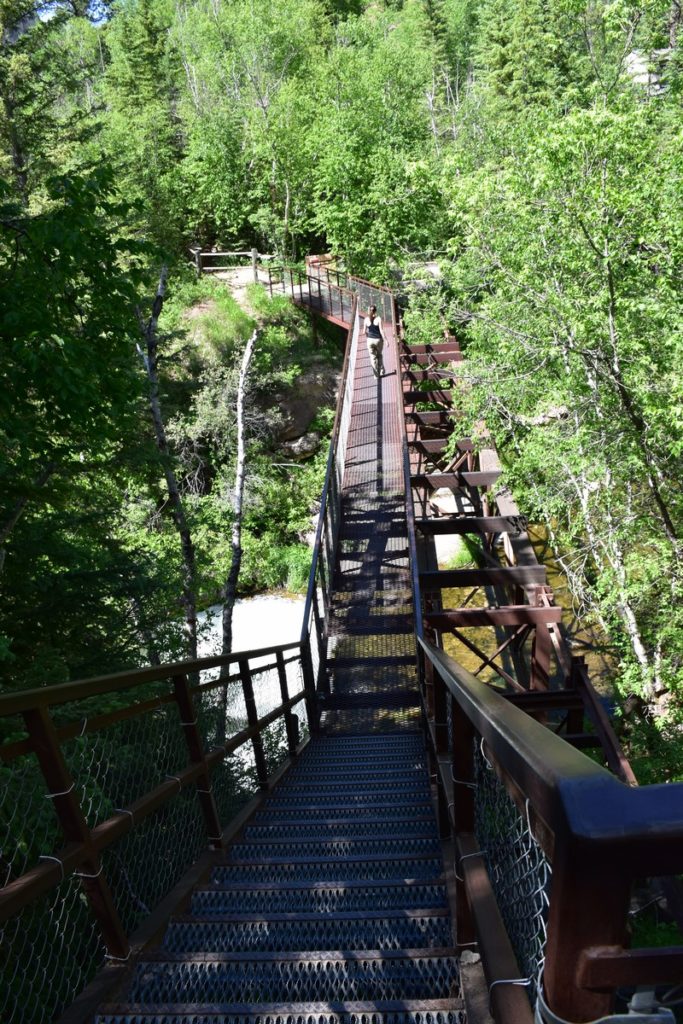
[{"left": 1, "top": 0, "right": 681, "bottom": 775}]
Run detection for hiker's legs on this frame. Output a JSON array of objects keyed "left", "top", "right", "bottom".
[{"left": 367, "top": 339, "right": 383, "bottom": 377}]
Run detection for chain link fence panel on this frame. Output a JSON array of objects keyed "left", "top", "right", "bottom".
[{"left": 474, "top": 741, "right": 551, "bottom": 1007}]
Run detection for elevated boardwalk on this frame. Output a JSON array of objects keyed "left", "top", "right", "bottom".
[
  {"left": 322, "top": 310, "right": 422, "bottom": 734},
  {"left": 94, "top": 298, "right": 463, "bottom": 1020},
  {"left": 1, "top": 263, "right": 681, "bottom": 1024}
]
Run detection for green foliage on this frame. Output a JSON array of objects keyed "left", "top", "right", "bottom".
[
  {"left": 630, "top": 913, "right": 683, "bottom": 950},
  {"left": 1, "top": 0, "right": 682, "bottom": 764},
  {"left": 240, "top": 535, "right": 312, "bottom": 594},
  {"left": 443, "top": 535, "right": 481, "bottom": 570}
]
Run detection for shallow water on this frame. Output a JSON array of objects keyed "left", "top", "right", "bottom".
[{"left": 197, "top": 594, "right": 305, "bottom": 660}]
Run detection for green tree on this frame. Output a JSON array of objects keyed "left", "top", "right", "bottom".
[
  {"left": 102, "top": 0, "right": 184, "bottom": 248},
  {"left": 442, "top": 99, "right": 683, "bottom": 708}
]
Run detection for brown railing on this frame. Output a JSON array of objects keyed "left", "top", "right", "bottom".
[
  {"left": 190, "top": 247, "right": 275, "bottom": 279},
  {"left": 419, "top": 638, "right": 683, "bottom": 1024},
  {"left": 267, "top": 264, "right": 356, "bottom": 326},
  {"left": 300, "top": 293, "right": 359, "bottom": 692},
  {"left": 0, "top": 642, "right": 313, "bottom": 1024}
]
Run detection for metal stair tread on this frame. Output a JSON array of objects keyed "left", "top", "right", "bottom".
[
  {"left": 226, "top": 843, "right": 442, "bottom": 864},
  {"left": 96, "top": 997, "right": 466, "bottom": 1020},
  {"left": 162, "top": 915, "right": 454, "bottom": 954},
  {"left": 134, "top": 947, "right": 459, "bottom": 963},
  {"left": 245, "top": 817, "right": 436, "bottom": 837},
  {"left": 238, "top": 831, "right": 438, "bottom": 845},
  {"left": 263, "top": 797, "right": 430, "bottom": 809},
  {"left": 170, "top": 909, "right": 450, "bottom": 924},
  {"left": 216, "top": 852, "right": 442, "bottom": 867},
  {"left": 196, "top": 877, "right": 446, "bottom": 893},
  {"left": 328, "top": 655, "right": 416, "bottom": 667},
  {"left": 283, "top": 767, "right": 427, "bottom": 780}
]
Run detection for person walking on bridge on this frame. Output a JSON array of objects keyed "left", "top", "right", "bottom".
[{"left": 364, "top": 305, "right": 386, "bottom": 378}]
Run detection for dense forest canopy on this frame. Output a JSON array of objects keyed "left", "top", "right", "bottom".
[{"left": 1, "top": 0, "right": 681, "bottom": 777}]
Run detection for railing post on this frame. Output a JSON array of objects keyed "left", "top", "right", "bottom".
[
  {"left": 172, "top": 673, "right": 224, "bottom": 849},
  {"left": 433, "top": 666, "right": 448, "bottom": 754},
  {"left": 311, "top": 591, "right": 328, "bottom": 696},
  {"left": 300, "top": 637, "right": 320, "bottom": 733},
  {"left": 316, "top": 275, "right": 322, "bottom": 310},
  {"left": 530, "top": 621, "right": 552, "bottom": 691},
  {"left": 276, "top": 650, "right": 299, "bottom": 753},
  {"left": 543, "top": 845, "right": 630, "bottom": 1021},
  {"left": 251, "top": 247, "right": 258, "bottom": 283},
  {"left": 22, "top": 706, "right": 130, "bottom": 960},
  {"left": 238, "top": 657, "right": 269, "bottom": 788},
  {"left": 451, "top": 697, "right": 477, "bottom": 949}
]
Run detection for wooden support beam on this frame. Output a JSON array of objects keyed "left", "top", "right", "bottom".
[
  {"left": 401, "top": 342, "right": 462, "bottom": 355},
  {"left": 504, "top": 690, "right": 584, "bottom": 712},
  {"left": 415, "top": 515, "right": 528, "bottom": 536},
  {"left": 403, "top": 389, "right": 453, "bottom": 405},
  {"left": 172, "top": 673, "right": 224, "bottom": 850},
  {"left": 411, "top": 471, "right": 501, "bottom": 489},
  {"left": 402, "top": 368, "right": 450, "bottom": 385},
  {"left": 531, "top": 621, "right": 552, "bottom": 691},
  {"left": 401, "top": 349, "right": 464, "bottom": 364},
  {"left": 576, "top": 946, "right": 683, "bottom": 990},
  {"left": 457, "top": 833, "right": 534, "bottom": 1024},
  {"left": 425, "top": 606, "right": 562, "bottom": 628},
  {"left": 420, "top": 566, "right": 547, "bottom": 589},
  {"left": 408, "top": 439, "right": 449, "bottom": 454},
  {"left": 405, "top": 411, "right": 451, "bottom": 426}
]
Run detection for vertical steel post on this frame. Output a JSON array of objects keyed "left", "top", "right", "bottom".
[
  {"left": 172, "top": 674, "right": 224, "bottom": 848},
  {"left": 251, "top": 248, "right": 258, "bottom": 283},
  {"left": 433, "top": 666, "right": 448, "bottom": 754},
  {"left": 23, "top": 707, "right": 130, "bottom": 960},
  {"left": 299, "top": 638, "right": 320, "bottom": 733},
  {"left": 451, "top": 700, "right": 476, "bottom": 949},
  {"left": 238, "top": 658, "right": 269, "bottom": 788},
  {"left": 543, "top": 845, "right": 630, "bottom": 1021},
  {"left": 276, "top": 651, "right": 299, "bottom": 754}
]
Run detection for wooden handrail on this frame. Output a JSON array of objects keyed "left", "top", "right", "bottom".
[
  {"left": 419, "top": 636, "right": 683, "bottom": 1022},
  {"left": 0, "top": 641, "right": 301, "bottom": 717}
]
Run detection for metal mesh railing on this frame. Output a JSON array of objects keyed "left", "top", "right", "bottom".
[
  {"left": 268, "top": 265, "right": 356, "bottom": 325},
  {"left": 2, "top": 870, "right": 106, "bottom": 1024},
  {"left": 348, "top": 275, "right": 395, "bottom": 325},
  {"left": 0, "top": 642, "right": 310, "bottom": 1024},
  {"left": 300, "top": 295, "right": 360, "bottom": 698},
  {"left": 474, "top": 742, "right": 551, "bottom": 1006}
]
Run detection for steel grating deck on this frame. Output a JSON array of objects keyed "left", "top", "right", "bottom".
[
  {"left": 322, "top": 317, "right": 421, "bottom": 734},
  {"left": 96, "top": 314, "right": 463, "bottom": 1024}
]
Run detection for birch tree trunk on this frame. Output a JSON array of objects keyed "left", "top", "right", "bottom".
[
  {"left": 138, "top": 266, "right": 199, "bottom": 661},
  {"left": 221, "top": 328, "right": 261, "bottom": 657}
]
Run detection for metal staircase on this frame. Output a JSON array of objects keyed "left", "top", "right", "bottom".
[
  {"left": 3, "top": 264, "right": 681, "bottom": 1024},
  {"left": 97, "top": 734, "right": 463, "bottom": 1022},
  {"left": 93, "top": 295, "right": 464, "bottom": 1024}
]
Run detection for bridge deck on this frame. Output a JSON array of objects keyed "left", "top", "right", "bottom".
[
  {"left": 96, "top": 309, "right": 462, "bottom": 1022},
  {"left": 322, "top": 314, "right": 422, "bottom": 733}
]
